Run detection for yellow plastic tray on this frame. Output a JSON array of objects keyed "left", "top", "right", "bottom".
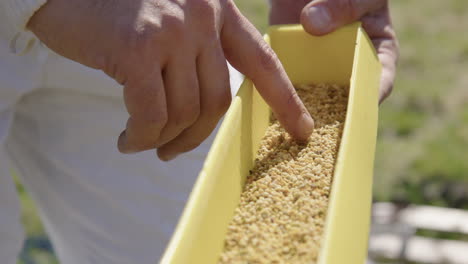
[{"left": 161, "top": 23, "right": 381, "bottom": 264}]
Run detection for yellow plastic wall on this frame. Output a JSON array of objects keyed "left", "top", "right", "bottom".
[{"left": 161, "top": 23, "right": 381, "bottom": 264}]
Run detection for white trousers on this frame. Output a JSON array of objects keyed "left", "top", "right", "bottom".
[{"left": 0, "top": 40, "right": 243, "bottom": 264}]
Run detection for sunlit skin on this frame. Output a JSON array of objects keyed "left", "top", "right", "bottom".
[
  {"left": 27, "top": 0, "right": 397, "bottom": 161},
  {"left": 270, "top": 0, "right": 399, "bottom": 103},
  {"left": 27, "top": 0, "right": 315, "bottom": 161}
]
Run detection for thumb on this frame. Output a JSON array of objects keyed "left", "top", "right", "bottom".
[
  {"left": 221, "top": 1, "right": 314, "bottom": 142},
  {"left": 300, "top": 0, "right": 385, "bottom": 35}
]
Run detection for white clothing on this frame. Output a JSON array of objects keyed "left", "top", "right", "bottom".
[
  {"left": 1, "top": 0, "right": 46, "bottom": 57},
  {"left": 0, "top": 17, "right": 244, "bottom": 264}
]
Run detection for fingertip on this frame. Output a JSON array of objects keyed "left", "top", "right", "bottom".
[
  {"left": 300, "top": 4, "right": 334, "bottom": 36},
  {"left": 296, "top": 112, "right": 315, "bottom": 142},
  {"left": 378, "top": 65, "right": 396, "bottom": 104},
  {"left": 157, "top": 148, "right": 178, "bottom": 162},
  {"left": 378, "top": 81, "right": 394, "bottom": 105},
  {"left": 117, "top": 130, "right": 133, "bottom": 154}
]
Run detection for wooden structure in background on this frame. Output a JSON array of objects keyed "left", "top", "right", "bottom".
[{"left": 369, "top": 202, "right": 468, "bottom": 264}]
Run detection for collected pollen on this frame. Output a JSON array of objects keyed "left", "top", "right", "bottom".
[{"left": 218, "top": 83, "right": 349, "bottom": 264}]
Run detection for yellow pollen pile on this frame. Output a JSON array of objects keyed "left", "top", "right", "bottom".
[{"left": 218, "top": 83, "right": 349, "bottom": 264}]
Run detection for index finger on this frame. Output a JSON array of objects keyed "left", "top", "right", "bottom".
[{"left": 220, "top": 1, "right": 314, "bottom": 142}]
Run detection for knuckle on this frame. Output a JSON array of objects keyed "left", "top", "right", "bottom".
[
  {"left": 190, "top": 0, "right": 220, "bottom": 35},
  {"left": 213, "top": 89, "right": 232, "bottom": 116},
  {"left": 194, "top": 0, "right": 217, "bottom": 16},
  {"left": 287, "top": 91, "right": 302, "bottom": 107},
  {"left": 172, "top": 102, "right": 200, "bottom": 128},
  {"left": 256, "top": 42, "right": 281, "bottom": 74},
  {"left": 224, "top": 0, "right": 237, "bottom": 12},
  {"left": 134, "top": 20, "right": 162, "bottom": 45},
  {"left": 124, "top": 6, "right": 186, "bottom": 52},
  {"left": 162, "top": 13, "right": 186, "bottom": 38},
  {"left": 122, "top": 19, "right": 163, "bottom": 60}
]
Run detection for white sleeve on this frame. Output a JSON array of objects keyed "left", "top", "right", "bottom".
[{"left": 0, "top": 0, "right": 47, "bottom": 54}]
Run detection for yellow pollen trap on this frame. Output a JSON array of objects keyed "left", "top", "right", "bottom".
[{"left": 160, "top": 23, "right": 382, "bottom": 264}]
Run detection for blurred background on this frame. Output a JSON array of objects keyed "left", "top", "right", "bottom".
[{"left": 16, "top": 0, "right": 468, "bottom": 263}]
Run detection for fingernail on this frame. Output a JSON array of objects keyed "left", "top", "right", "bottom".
[
  {"left": 298, "top": 112, "right": 315, "bottom": 141},
  {"left": 306, "top": 6, "right": 331, "bottom": 32},
  {"left": 117, "top": 131, "right": 134, "bottom": 154},
  {"left": 158, "top": 151, "right": 179, "bottom": 162}
]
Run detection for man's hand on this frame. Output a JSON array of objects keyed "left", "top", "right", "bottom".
[
  {"left": 270, "top": 0, "right": 399, "bottom": 103},
  {"left": 28, "top": 0, "right": 314, "bottom": 161}
]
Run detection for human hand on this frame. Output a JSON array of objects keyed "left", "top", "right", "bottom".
[
  {"left": 28, "top": 0, "right": 314, "bottom": 161},
  {"left": 270, "top": 0, "right": 399, "bottom": 103}
]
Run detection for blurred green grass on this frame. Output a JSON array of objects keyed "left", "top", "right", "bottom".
[
  {"left": 236, "top": 0, "right": 468, "bottom": 206},
  {"left": 374, "top": 0, "right": 468, "bottom": 203},
  {"left": 16, "top": 0, "right": 468, "bottom": 263}
]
